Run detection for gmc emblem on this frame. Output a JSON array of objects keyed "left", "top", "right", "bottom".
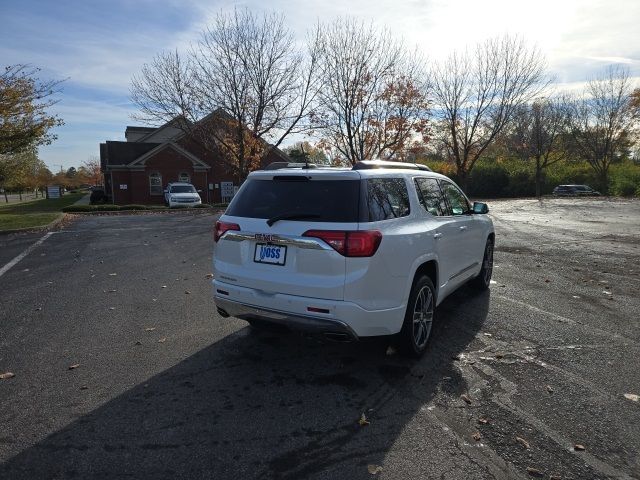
[{"left": 255, "top": 233, "right": 276, "bottom": 243}]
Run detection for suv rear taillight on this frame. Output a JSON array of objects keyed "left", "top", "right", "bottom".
[
  {"left": 302, "top": 230, "right": 382, "bottom": 257},
  {"left": 214, "top": 221, "right": 240, "bottom": 242}
]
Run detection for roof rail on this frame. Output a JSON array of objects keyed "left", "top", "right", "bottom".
[
  {"left": 352, "top": 160, "right": 431, "bottom": 172},
  {"left": 263, "top": 162, "right": 318, "bottom": 170}
]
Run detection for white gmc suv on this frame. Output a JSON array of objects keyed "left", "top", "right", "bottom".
[{"left": 213, "top": 160, "right": 494, "bottom": 356}]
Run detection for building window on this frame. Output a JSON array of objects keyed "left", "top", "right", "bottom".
[
  {"left": 149, "top": 172, "right": 162, "bottom": 195},
  {"left": 178, "top": 172, "right": 190, "bottom": 183}
]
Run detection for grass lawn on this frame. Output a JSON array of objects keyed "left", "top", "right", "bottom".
[{"left": 0, "top": 193, "right": 85, "bottom": 231}]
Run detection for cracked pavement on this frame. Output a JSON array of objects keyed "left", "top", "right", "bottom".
[{"left": 0, "top": 198, "right": 639, "bottom": 479}]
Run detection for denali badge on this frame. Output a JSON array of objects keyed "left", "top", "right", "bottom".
[{"left": 255, "top": 233, "right": 276, "bottom": 243}]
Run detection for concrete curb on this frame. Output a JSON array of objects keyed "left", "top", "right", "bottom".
[{"left": 66, "top": 208, "right": 221, "bottom": 216}]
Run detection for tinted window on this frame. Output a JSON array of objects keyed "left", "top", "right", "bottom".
[
  {"left": 226, "top": 178, "right": 360, "bottom": 222},
  {"left": 414, "top": 177, "right": 447, "bottom": 216},
  {"left": 440, "top": 181, "right": 470, "bottom": 215},
  {"left": 366, "top": 178, "right": 410, "bottom": 221},
  {"left": 170, "top": 185, "right": 196, "bottom": 193}
]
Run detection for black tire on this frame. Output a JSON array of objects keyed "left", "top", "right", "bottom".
[
  {"left": 471, "top": 238, "right": 494, "bottom": 290},
  {"left": 397, "top": 275, "right": 436, "bottom": 358}
]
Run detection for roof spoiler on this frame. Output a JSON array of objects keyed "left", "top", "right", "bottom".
[{"left": 352, "top": 160, "right": 431, "bottom": 171}]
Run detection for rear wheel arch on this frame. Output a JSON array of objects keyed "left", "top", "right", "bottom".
[{"left": 411, "top": 260, "right": 438, "bottom": 303}]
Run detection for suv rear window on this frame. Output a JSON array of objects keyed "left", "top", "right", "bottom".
[
  {"left": 366, "top": 178, "right": 410, "bottom": 221},
  {"left": 226, "top": 178, "right": 361, "bottom": 222}
]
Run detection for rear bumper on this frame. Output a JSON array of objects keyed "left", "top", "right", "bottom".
[
  {"left": 215, "top": 297, "right": 358, "bottom": 340},
  {"left": 213, "top": 280, "right": 406, "bottom": 338}
]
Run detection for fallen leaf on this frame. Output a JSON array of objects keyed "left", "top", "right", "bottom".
[
  {"left": 574, "top": 444, "right": 585, "bottom": 451},
  {"left": 367, "top": 465, "right": 383, "bottom": 475},
  {"left": 109, "top": 307, "right": 115, "bottom": 310},
  {"left": 205, "top": 273, "right": 214, "bottom": 279},
  {"left": 184, "top": 291, "right": 191, "bottom": 294},
  {"left": 158, "top": 337, "right": 167, "bottom": 343},
  {"left": 0, "top": 372, "right": 16, "bottom": 380},
  {"left": 109, "top": 273, "right": 117, "bottom": 276},
  {"left": 108, "top": 289, "right": 116, "bottom": 293},
  {"left": 145, "top": 327, "right": 156, "bottom": 331},
  {"left": 549, "top": 475, "right": 562, "bottom": 480},
  {"left": 483, "top": 333, "right": 492, "bottom": 337},
  {"left": 623, "top": 393, "right": 639, "bottom": 402},
  {"left": 546, "top": 385, "right": 554, "bottom": 394},
  {"left": 35, "top": 307, "right": 42, "bottom": 311},
  {"left": 495, "top": 353, "right": 504, "bottom": 359},
  {"left": 472, "top": 432, "right": 481, "bottom": 441},
  {"left": 526, "top": 467, "right": 544, "bottom": 477},
  {"left": 544, "top": 279, "right": 550, "bottom": 283},
  {"left": 358, "top": 412, "right": 370, "bottom": 426},
  {"left": 478, "top": 417, "right": 489, "bottom": 424},
  {"left": 602, "top": 290, "right": 612, "bottom": 295},
  {"left": 68, "top": 364, "right": 80, "bottom": 370},
  {"left": 461, "top": 394, "right": 472, "bottom": 405},
  {"left": 516, "top": 436, "right": 530, "bottom": 449},
  {"left": 80, "top": 386, "right": 89, "bottom": 390},
  {"left": 161, "top": 285, "right": 167, "bottom": 288},
  {"left": 135, "top": 341, "right": 142, "bottom": 346}
]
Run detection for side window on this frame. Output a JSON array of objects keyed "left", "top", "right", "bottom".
[
  {"left": 414, "top": 177, "right": 447, "bottom": 216},
  {"left": 149, "top": 173, "right": 162, "bottom": 195},
  {"left": 366, "top": 178, "right": 411, "bottom": 221},
  {"left": 178, "top": 172, "right": 190, "bottom": 183},
  {"left": 440, "top": 181, "right": 471, "bottom": 215}
]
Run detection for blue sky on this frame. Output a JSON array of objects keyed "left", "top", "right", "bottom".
[{"left": 1, "top": 0, "right": 638, "bottom": 171}]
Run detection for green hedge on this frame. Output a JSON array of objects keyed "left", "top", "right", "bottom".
[
  {"left": 62, "top": 204, "right": 218, "bottom": 213},
  {"left": 424, "top": 158, "right": 640, "bottom": 198}
]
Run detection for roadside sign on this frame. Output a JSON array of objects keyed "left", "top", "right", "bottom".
[
  {"left": 47, "top": 186, "right": 61, "bottom": 199},
  {"left": 221, "top": 181, "right": 235, "bottom": 202}
]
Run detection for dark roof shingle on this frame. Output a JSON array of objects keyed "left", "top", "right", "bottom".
[{"left": 102, "top": 141, "right": 160, "bottom": 166}]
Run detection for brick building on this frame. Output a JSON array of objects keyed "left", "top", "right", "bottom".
[{"left": 99, "top": 111, "right": 289, "bottom": 205}]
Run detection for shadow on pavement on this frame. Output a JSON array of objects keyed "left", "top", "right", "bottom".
[{"left": 0, "top": 287, "right": 490, "bottom": 480}]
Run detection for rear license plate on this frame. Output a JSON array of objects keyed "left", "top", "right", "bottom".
[{"left": 254, "top": 244, "right": 287, "bottom": 265}]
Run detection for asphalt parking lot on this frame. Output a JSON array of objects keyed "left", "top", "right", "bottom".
[{"left": 1, "top": 198, "right": 639, "bottom": 480}]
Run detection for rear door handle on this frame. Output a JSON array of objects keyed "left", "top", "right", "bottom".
[{"left": 433, "top": 232, "right": 443, "bottom": 239}]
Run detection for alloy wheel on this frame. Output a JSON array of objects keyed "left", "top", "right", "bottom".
[{"left": 413, "top": 286, "right": 434, "bottom": 349}]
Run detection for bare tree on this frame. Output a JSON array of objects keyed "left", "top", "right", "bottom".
[
  {"left": 310, "top": 19, "right": 429, "bottom": 165},
  {"left": 507, "top": 95, "right": 572, "bottom": 197},
  {"left": 568, "top": 66, "right": 639, "bottom": 192},
  {"left": 431, "top": 36, "right": 547, "bottom": 189},
  {"left": 130, "top": 8, "right": 318, "bottom": 180}
]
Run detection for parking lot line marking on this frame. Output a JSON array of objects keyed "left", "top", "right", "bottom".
[{"left": 0, "top": 232, "right": 54, "bottom": 278}]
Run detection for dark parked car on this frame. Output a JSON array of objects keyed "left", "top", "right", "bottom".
[
  {"left": 89, "top": 186, "right": 107, "bottom": 204},
  {"left": 552, "top": 184, "right": 601, "bottom": 196}
]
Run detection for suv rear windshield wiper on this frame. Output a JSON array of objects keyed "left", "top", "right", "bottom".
[{"left": 266, "top": 212, "right": 321, "bottom": 226}]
